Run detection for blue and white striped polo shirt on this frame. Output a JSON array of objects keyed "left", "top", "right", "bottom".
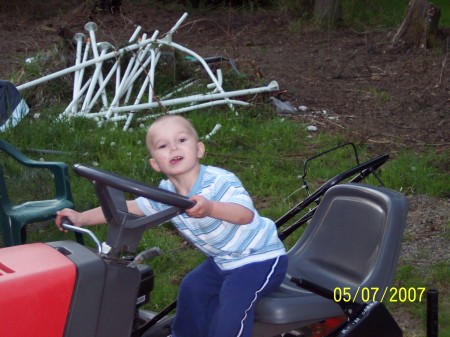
[{"left": 135, "top": 165, "right": 286, "bottom": 270}]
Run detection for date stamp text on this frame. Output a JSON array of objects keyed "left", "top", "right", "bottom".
[{"left": 333, "top": 287, "right": 426, "bottom": 303}]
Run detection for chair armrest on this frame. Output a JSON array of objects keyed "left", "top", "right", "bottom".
[{"left": 41, "top": 162, "right": 74, "bottom": 202}]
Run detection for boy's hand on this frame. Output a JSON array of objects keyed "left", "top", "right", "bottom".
[
  {"left": 186, "top": 195, "right": 213, "bottom": 218},
  {"left": 55, "top": 209, "right": 82, "bottom": 232},
  {"left": 186, "top": 195, "right": 254, "bottom": 225}
]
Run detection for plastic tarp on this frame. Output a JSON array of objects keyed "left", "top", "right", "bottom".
[{"left": 0, "top": 80, "right": 29, "bottom": 132}]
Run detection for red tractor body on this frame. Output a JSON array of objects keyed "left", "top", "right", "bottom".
[
  {"left": 0, "top": 243, "right": 75, "bottom": 337},
  {"left": 0, "top": 241, "right": 154, "bottom": 337}
]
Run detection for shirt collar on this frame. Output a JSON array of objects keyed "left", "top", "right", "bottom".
[{"left": 187, "top": 164, "right": 205, "bottom": 197}]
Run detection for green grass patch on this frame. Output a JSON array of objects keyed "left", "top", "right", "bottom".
[
  {"left": 433, "top": 0, "right": 450, "bottom": 27},
  {"left": 341, "top": 0, "right": 410, "bottom": 30},
  {"left": 340, "top": 0, "right": 450, "bottom": 30},
  {"left": 381, "top": 150, "right": 450, "bottom": 197},
  {"left": 391, "top": 263, "right": 450, "bottom": 335}
]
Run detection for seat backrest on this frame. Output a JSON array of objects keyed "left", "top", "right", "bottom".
[
  {"left": 287, "top": 183, "right": 408, "bottom": 300},
  {"left": 0, "top": 165, "right": 11, "bottom": 206},
  {"left": 0, "top": 140, "right": 36, "bottom": 205},
  {"left": 0, "top": 142, "right": 17, "bottom": 206},
  {"left": 0, "top": 140, "right": 30, "bottom": 165},
  {"left": 0, "top": 140, "right": 73, "bottom": 203}
]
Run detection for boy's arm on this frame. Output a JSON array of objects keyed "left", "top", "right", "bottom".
[
  {"left": 56, "top": 200, "right": 144, "bottom": 230},
  {"left": 187, "top": 195, "right": 254, "bottom": 225},
  {"left": 126, "top": 200, "right": 145, "bottom": 216},
  {"left": 56, "top": 206, "right": 105, "bottom": 230}
]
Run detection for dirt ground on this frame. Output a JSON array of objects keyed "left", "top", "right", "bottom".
[{"left": 0, "top": 2, "right": 448, "bottom": 336}]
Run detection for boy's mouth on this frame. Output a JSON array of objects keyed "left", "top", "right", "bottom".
[{"left": 170, "top": 156, "right": 183, "bottom": 165}]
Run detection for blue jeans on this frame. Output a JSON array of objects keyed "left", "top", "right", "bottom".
[{"left": 171, "top": 255, "right": 288, "bottom": 337}]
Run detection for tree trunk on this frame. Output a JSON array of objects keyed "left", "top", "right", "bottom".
[
  {"left": 93, "top": 0, "right": 122, "bottom": 14},
  {"left": 314, "top": 0, "right": 341, "bottom": 26},
  {"left": 391, "top": 0, "right": 442, "bottom": 48}
]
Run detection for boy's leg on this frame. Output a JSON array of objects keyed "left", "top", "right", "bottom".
[
  {"left": 209, "top": 255, "right": 288, "bottom": 337},
  {"left": 171, "top": 257, "right": 223, "bottom": 337}
]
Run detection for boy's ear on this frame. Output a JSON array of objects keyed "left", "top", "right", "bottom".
[
  {"left": 149, "top": 158, "right": 161, "bottom": 172},
  {"left": 197, "top": 141, "right": 206, "bottom": 158}
]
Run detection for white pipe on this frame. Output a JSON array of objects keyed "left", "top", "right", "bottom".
[
  {"left": 80, "top": 44, "right": 111, "bottom": 113},
  {"left": 84, "top": 42, "right": 117, "bottom": 111},
  {"left": 115, "top": 61, "right": 121, "bottom": 94},
  {"left": 121, "top": 31, "right": 158, "bottom": 95},
  {"left": 204, "top": 124, "right": 222, "bottom": 140},
  {"left": 161, "top": 100, "right": 248, "bottom": 115},
  {"left": 17, "top": 14, "right": 188, "bottom": 92},
  {"left": 211, "top": 69, "right": 223, "bottom": 93},
  {"left": 123, "top": 73, "right": 152, "bottom": 131},
  {"left": 95, "top": 32, "right": 155, "bottom": 121},
  {"left": 122, "top": 50, "right": 151, "bottom": 93},
  {"left": 100, "top": 32, "right": 160, "bottom": 124},
  {"left": 95, "top": 55, "right": 135, "bottom": 125},
  {"left": 62, "top": 78, "right": 92, "bottom": 116},
  {"left": 143, "top": 33, "right": 160, "bottom": 106},
  {"left": 129, "top": 25, "right": 142, "bottom": 42},
  {"left": 87, "top": 59, "right": 120, "bottom": 112},
  {"left": 74, "top": 39, "right": 91, "bottom": 99},
  {"left": 120, "top": 41, "right": 153, "bottom": 104},
  {"left": 110, "top": 82, "right": 278, "bottom": 114},
  {"left": 156, "top": 38, "right": 237, "bottom": 112},
  {"left": 114, "top": 27, "right": 146, "bottom": 106},
  {"left": 97, "top": 42, "right": 115, "bottom": 108},
  {"left": 93, "top": 81, "right": 276, "bottom": 126},
  {"left": 94, "top": 99, "right": 249, "bottom": 125},
  {"left": 123, "top": 81, "right": 134, "bottom": 107},
  {"left": 84, "top": 22, "right": 99, "bottom": 56},
  {"left": 79, "top": 110, "right": 108, "bottom": 118},
  {"left": 123, "top": 50, "right": 164, "bottom": 130},
  {"left": 156, "top": 39, "right": 225, "bottom": 96},
  {"left": 84, "top": 24, "right": 109, "bottom": 109},
  {"left": 72, "top": 33, "right": 86, "bottom": 114},
  {"left": 161, "top": 79, "right": 196, "bottom": 99},
  {"left": 163, "top": 12, "right": 188, "bottom": 41},
  {"left": 17, "top": 36, "right": 158, "bottom": 91},
  {"left": 108, "top": 53, "right": 136, "bottom": 107},
  {"left": 148, "top": 49, "right": 157, "bottom": 103},
  {"left": 124, "top": 100, "right": 249, "bottom": 125},
  {"left": 117, "top": 30, "right": 157, "bottom": 102},
  {"left": 121, "top": 46, "right": 163, "bottom": 130}
]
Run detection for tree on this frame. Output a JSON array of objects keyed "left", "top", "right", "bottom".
[
  {"left": 391, "top": 0, "right": 444, "bottom": 48},
  {"left": 93, "top": 0, "right": 122, "bottom": 14},
  {"left": 314, "top": 0, "right": 341, "bottom": 26}
]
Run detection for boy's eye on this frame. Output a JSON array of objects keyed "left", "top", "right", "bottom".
[
  {"left": 179, "top": 138, "right": 187, "bottom": 143},
  {"left": 158, "top": 144, "right": 167, "bottom": 149}
]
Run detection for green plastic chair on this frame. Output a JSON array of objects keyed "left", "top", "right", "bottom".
[{"left": 0, "top": 140, "right": 82, "bottom": 246}]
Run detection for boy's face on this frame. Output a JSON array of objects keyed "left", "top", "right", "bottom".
[{"left": 146, "top": 117, "right": 205, "bottom": 178}]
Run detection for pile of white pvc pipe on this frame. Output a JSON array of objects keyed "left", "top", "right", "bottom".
[{"left": 17, "top": 13, "right": 279, "bottom": 131}]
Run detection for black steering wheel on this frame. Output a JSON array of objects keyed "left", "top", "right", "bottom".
[{"left": 72, "top": 164, "right": 195, "bottom": 255}]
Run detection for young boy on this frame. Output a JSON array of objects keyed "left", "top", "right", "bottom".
[{"left": 56, "top": 115, "right": 287, "bottom": 337}]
